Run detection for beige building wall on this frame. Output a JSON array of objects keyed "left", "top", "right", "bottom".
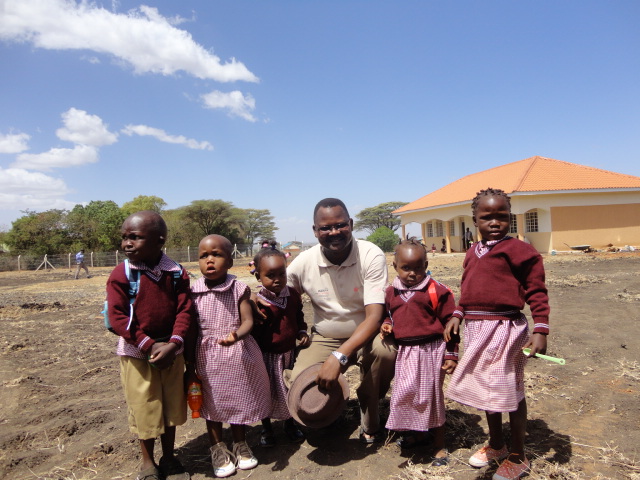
[{"left": 550, "top": 203, "right": 640, "bottom": 250}]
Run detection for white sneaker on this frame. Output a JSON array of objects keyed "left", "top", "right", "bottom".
[
  {"left": 210, "top": 442, "right": 236, "bottom": 478},
  {"left": 233, "top": 441, "right": 258, "bottom": 470}
]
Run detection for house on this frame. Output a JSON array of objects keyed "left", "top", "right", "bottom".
[
  {"left": 282, "top": 241, "right": 304, "bottom": 254},
  {"left": 393, "top": 156, "right": 640, "bottom": 253}
]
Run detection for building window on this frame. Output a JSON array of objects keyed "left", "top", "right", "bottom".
[
  {"left": 435, "top": 220, "right": 444, "bottom": 237},
  {"left": 525, "top": 210, "right": 538, "bottom": 233},
  {"left": 426, "top": 222, "right": 434, "bottom": 237},
  {"left": 449, "top": 221, "right": 455, "bottom": 236},
  {"left": 509, "top": 214, "right": 518, "bottom": 234}
]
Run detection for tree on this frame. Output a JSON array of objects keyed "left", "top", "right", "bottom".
[
  {"left": 67, "top": 201, "right": 125, "bottom": 251},
  {"left": 6, "top": 209, "right": 72, "bottom": 254},
  {"left": 182, "top": 200, "right": 243, "bottom": 243},
  {"left": 354, "top": 201, "right": 408, "bottom": 234},
  {"left": 240, "top": 209, "right": 278, "bottom": 253},
  {"left": 367, "top": 226, "right": 400, "bottom": 253},
  {"left": 121, "top": 195, "right": 167, "bottom": 216}
]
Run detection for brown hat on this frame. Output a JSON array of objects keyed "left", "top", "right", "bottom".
[{"left": 287, "top": 363, "right": 350, "bottom": 428}]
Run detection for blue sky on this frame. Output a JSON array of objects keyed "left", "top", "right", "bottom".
[{"left": 1, "top": 0, "right": 638, "bottom": 244}]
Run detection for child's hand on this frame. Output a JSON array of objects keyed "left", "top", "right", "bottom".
[
  {"left": 218, "top": 331, "right": 238, "bottom": 346},
  {"left": 149, "top": 342, "right": 177, "bottom": 369},
  {"left": 297, "top": 331, "right": 310, "bottom": 348},
  {"left": 441, "top": 359, "right": 457, "bottom": 375},
  {"left": 380, "top": 323, "right": 393, "bottom": 339},
  {"left": 443, "top": 318, "right": 460, "bottom": 342},
  {"left": 524, "top": 332, "right": 547, "bottom": 356}
]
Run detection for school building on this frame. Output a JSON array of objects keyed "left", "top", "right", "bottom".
[{"left": 393, "top": 156, "right": 640, "bottom": 254}]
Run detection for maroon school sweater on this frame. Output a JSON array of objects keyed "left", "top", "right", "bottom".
[
  {"left": 106, "top": 260, "right": 193, "bottom": 354},
  {"left": 252, "top": 287, "right": 307, "bottom": 354},
  {"left": 453, "top": 237, "right": 550, "bottom": 334}
]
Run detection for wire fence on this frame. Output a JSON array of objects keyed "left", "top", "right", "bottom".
[{"left": 0, "top": 243, "right": 314, "bottom": 272}]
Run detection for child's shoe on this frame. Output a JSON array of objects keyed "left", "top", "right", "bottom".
[
  {"left": 233, "top": 441, "right": 258, "bottom": 470},
  {"left": 493, "top": 455, "right": 530, "bottom": 480},
  {"left": 469, "top": 444, "right": 509, "bottom": 467},
  {"left": 210, "top": 442, "right": 236, "bottom": 478}
]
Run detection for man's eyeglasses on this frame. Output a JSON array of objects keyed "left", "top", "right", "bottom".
[{"left": 315, "top": 222, "right": 350, "bottom": 233}]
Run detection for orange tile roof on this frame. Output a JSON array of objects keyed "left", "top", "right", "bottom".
[{"left": 395, "top": 156, "right": 640, "bottom": 214}]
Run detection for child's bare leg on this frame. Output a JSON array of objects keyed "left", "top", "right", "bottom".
[
  {"left": 508, "top": 399, "right": 528, "bottom": 462},
  {"left": 230, "top": 424, "right": 246, "bottom": 443},
  {"left": 159, "top": 425, "right": 176, "bottom": 460},
  {"left": 139, "top": 438, "right": 156, "bottom": 470},
  {"left": 206, "top": 420, "right": 224, "bottom": 445},
  {"left": 430, "top": 425, "right": 447, "bottom": 458},
  {"left": 486, "top": 411, "right": 505, "bottom": 450}
]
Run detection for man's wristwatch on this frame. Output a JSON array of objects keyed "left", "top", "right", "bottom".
[{"left": 331, "top": 351, "right": 349, "bottom": 366}]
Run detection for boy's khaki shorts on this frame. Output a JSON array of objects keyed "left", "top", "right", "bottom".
[{"left": 119, "top": 354, "right": 187, "bottom": 440}]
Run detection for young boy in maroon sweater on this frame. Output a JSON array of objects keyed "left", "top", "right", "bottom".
[{"left": 107, "top": 211, "right": 192, "bottom": 480}]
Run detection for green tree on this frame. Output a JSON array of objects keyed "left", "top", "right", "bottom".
[
  {"left": 121, "top": 195, "right": 167, "bottom": 216},
  {"left": 67, "top": 201, "right": 125, "bottom": 251},
  {"left": 240, "top": 209, "right": 278, "bottom": 253},
  {"left": 354, "top": 201, "right": 408, "bottom": 234},
  {"left": 6, "top": 209, "right": 72, "bottom": 254},
  {"left": 366, "top": 226, "right": 400, "bottom": 253},
  {"left": 182, "top": 200, "right": 243, "bottom": 243}
]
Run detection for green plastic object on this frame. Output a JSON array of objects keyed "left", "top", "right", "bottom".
[{"left": 522, "top": 348, "right": 566, "bottom": 365}]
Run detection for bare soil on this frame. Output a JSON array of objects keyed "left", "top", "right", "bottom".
[{"left": 1, "top": 252, "right": 639, "bottom": 480}]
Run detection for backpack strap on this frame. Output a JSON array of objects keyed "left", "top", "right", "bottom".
[
  {"left": 427, "top": 279, "right": 438, "bottom": 311},
  {"left": 124, "top": 259, "right": 140, "bottom": 331}
]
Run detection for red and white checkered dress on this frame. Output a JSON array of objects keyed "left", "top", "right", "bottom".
[
  {"left": 386, "top": 339, "right": 447, "bottom": 431},
  {"left": 262, "top": 350, "right": 294, "bottom": 420},
  {"left": 192, "top": 275, "right": 271, "bottom": 424},
  {"left": 446, "top": 314, "right": 529, "bottom": 413}
]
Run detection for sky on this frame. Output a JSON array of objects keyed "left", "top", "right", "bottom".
[{"left": 1, "top": 0, "right": 639, "bottom": 244}]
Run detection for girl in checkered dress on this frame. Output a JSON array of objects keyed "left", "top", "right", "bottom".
[
  {"left": 444, "top": 189, "right": 550, "bottom": 480},
  {"left": 188, "top": 235, "right": 271, "bottom": 478},
  {"left": 380, "top": 239, "right": 458, "bottom": 466},
  {"left": 250, "top": 248, "right": 310, "bottom": 447}
]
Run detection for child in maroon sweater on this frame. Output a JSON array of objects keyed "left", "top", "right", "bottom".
[
  {"left": 106, "top": 211, "right": 192, "bottom": 480},
  {"left": 380, "top": 238, "right": 457, "bottom": 465},
  {"left": 444, "top": 188, "right": 550, "bottom": 480},
  {"left": 251, "top": 248, "right": 310, "bottom": 447}
]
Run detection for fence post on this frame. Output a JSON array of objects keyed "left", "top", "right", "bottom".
[
  {"left": 187, "top": 246, "right": 190, "bottom": 263},
  {"left": 91, "top": 252, "right": 94, "bottom": 268},
  {"left": 68, "top": 253, "right": 72, "bottom": 271},
  {"left": 18, "top": 254, "right": 21, "bottom": 271},
  {"left": 116, "top": 250, "right": 119, "bottom": 265}
]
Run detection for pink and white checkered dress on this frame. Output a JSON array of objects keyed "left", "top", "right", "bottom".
[
  {"left": 262, "top": 350, "right": 294, "bottom": 420},
  {"left": 386, "top": 339, "right": 447, "bottom": 431},
  {"left": 192, "top": 275, "right": 271, "bottom": 424},
  {"left": 446, "top": 314, "right": 529, "bottom": 413}
]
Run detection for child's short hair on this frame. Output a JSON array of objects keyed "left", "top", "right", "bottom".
[
  {"left": 471, "top": 188, "right": 512, "bottom": 214},
  {"left": 394, "top": 236, "right": 427, "bottom": 260},
  {"left": 253, "top": 248, "right": 287, "bottom": 273}
]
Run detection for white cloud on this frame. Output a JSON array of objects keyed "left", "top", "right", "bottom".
[
  {"left": 0, "top": 0, "right": 258, "bottom": 83},
  {"left": 0, "top": 167, "right": 75, "bottom": 211},
  {"left": 56, "top": 108, "right": 118, "bottom": 146},
  {"left": 122, "top": 124, "right": 213, "bottom": 150},
  {"left": 201, "top": 90, "right": 257, "bottom": 122},
  {"left": 0, "top": 132, "right": 31, "bottom": 153},
  {"left": 12, "top": 145, "right": 99, "bottom": 171}
]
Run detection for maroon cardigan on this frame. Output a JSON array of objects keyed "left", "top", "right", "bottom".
[
  {"left": 453, "top": 237, "right": 550, "bottom": 334},
  {"left": 106, "top": 262, "right": 193, "bottom": 354},
  {"left": 252, "top": 287, "right": 307, "bottom": 354}
]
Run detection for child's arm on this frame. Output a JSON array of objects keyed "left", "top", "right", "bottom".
[
  {"left": 443, "top": 317, "right": 460, "bottom": 342},
  {"left": 293, "top": 289, "right": 310, "bottom": 347},
  {"left": 218, "top": 288, "right": 254, "bottom": 346},
  {"left": 525, "top": 332, "right": 548, "bottom": 355},
  {"left": 442, "top": 359, "right": 457, "bottom": 375}
]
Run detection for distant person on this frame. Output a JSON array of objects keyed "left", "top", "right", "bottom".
[
  {"left": 380, "top": 238, "right": 457, "bottom": 465},
  {"left": 188, "top": 234, "right": 270, "bottom": 478},
  {"left": 106, "top": 211, "right": 192, "bottom": 480},
  {"left": 444, "top": 188, "right": 550, "bottom": 480},
  {"left": 441, "top": 238, "right": 447, "bottom": 253},
  {"left": 251, "top": 248, "right": 310, "bottom": 447},
  {"left": 283, "top": 198, "right": 397, "bottom": 444},
  {"left": 465, "top": 227, "right": 474, "bottom": 250},
  {"left": 431, "top": 243, "right": 437, "bottom": 256},
  {"left": 74, "top": 249, "right": 90, "bottom": 279}
]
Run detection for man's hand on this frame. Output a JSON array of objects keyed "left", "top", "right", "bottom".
[
  {"left": 316, "top": 355, "right": 341, "bottom": 390},
  {"left": 248, "top": 293, "right": 269, "bottom": 324},
  {"left": 149, "top": 342, "right": 177, "bottom": 369}
]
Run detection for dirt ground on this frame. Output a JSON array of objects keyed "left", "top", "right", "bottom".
[{"left": 1, "top": 251, "right": 639, "bottom": 480}]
